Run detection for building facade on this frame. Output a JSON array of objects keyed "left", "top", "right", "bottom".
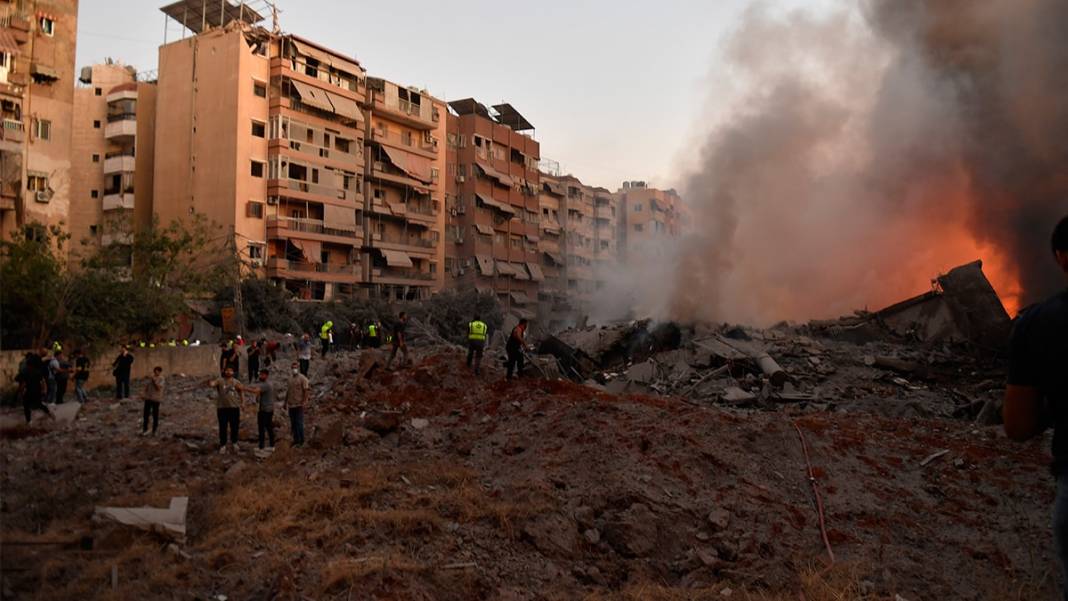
[
  {"left": 153, "top": 8, "right": 445, "bottom": 301},
  {"left": 69, "top": 62, "right": 156, "bottom": 261},
  {"left": 444, "top": 99, "right": 540, "bottom": 318},
  {"left": 616, "top": 180, "right": 683, "bottom": 260},
  {"left": 0, "top": 0, "right": 78, "bottom": 243}
]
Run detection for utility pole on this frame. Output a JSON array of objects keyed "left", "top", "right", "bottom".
[{"left": 228, "top": 225, "right": 244, "bottom": 337}]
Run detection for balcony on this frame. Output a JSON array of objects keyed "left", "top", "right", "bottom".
[
  {"left": 267, "top": 178, "right": 360, "bottom": 203},
  {"left": 373, "top": 267, "right": 435, "bottom": 285},
  {"left": 102, "top": 192, "right": 135, "bottom": 211},
  {"left": 105, "top": 117, "right": 136, "bottom": 141},
  {"left": 271, "top": 137, "right": 362, "bottom": 170},
  {"left": 372, "top": 232, "right": 436, "bottom": 257},
  {"left": 103, "top": 154, "right": 136, "bottom": 174},
  {"left": 267, "top": 216, "right": 362, "bottom": 246},
  {"left": 101, "top": 232, "right": 133, "bottom": 246},
  {"left": 371, "top": 95, "right": 438, "bottom": 131},
  {"left": 370, "top": 128, "right": 438, "bottom": 159},
  {"left": 267, "top": 257, "right": 362, "bottom": 284}
]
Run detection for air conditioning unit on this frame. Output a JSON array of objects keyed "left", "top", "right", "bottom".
[
  {"left": 456, "top": 175, "right": 465, "bottom": 183},
  {"left": 373, "top": 161, "right": 384, "bottom": 171},
  {"left": 449, "top": 207, "right": 457, "bottom": 217},
  {"left": 266, "top": 197, "right": 278, "bottom": 205},
  {"left": 457, "top": 268, "right": 465, "bottom": 275},
  {"left": 423, "top": 131, "right": 433, "bottom": 144},
  {"left": 457, "top": 205, "right": 465, "bottom": 214},
  {"left": 34, "top": 191, "right": 49, "bottom": 203}
]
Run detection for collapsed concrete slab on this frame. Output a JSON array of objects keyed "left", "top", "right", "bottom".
[{"left": 94, "top": 496, "right": 188, "bottom": 543}]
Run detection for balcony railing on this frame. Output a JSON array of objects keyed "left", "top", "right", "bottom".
[
  {"left": 1, "top": 119, "right": 24, "bottom": 142},
  {"left": 272, "top": 178, "right": 359, "bottom": 202},
  {"left": 268, "top": 216, "right": 360, "bottom": 240},
  {"left": 377, "top": 267, "right": 434, "bottom": 281},
  {"left": 375, "top": 233, "right": 435, "bottom": 248},
  {"left": 270, "top": 258, "right": 360, "bottom": 275},
  {"left": 107, "top": 113, "right": 136, "bottom": 123}
]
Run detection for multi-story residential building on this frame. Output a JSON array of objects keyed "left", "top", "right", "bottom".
[
  {"left": 560, "top": 175, "right": 597, "bottom": 311},
  {"left": 616, "top": 180, "right": 683, "bottom": 259},
  {"left": 364, "top": 77, "right": 446, "bottom": 300},
  {"left": 590, "top": 185, "right": 619, "bottom": 288},
  {"left": 154, "top": 5, "right": 445, "bottom": 301},
  {"left": 444, "top": 99, "right": 540, "bottom": 318},
  {"left": 0, "top": 0, "right": 78, "bottom": 243},
  {"left": 69, "top": 62, "right": 156, "bottom": 261},
  {"left": 536, "top": 172, "right": 566, "bottom": 317}
]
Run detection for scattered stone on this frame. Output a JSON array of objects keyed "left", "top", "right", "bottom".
[
  {"left": 94, "top": 497, "right": 189, "bottom": 543},
  {"left": 521, "top": 513, "right": 578, "bottom": 558},
  {"left": 343, "top": 427, "right": 377, "bottom": 445},
  {"left": 583, "top": 528, "right": 601, "bottom": 545},
  {"left": 697, "top": 548, "right": 719, "bottom": 567},
  {"left": 410, "top": 418, "right": 430, "bottom": 430},
  {"left": 722, "top": 387, "right": 756, "bottom": 404},
  {"left": 707, "top": 509, "right": 731, "bottom": 532},
  {"left": 225, "top": 461, "right": 247, "bottom": 478},
  {"left": 602, "top": 503, "right": 658, "bottom": 558}
]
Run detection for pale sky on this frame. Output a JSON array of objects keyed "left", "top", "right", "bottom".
[{"left": 76, "top": 0, "right": 833, "bottom": 191}]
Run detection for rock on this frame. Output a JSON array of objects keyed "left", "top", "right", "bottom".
[
  {"left": 602, "top": 503, "right": 658, "bottom": 558},
  {"left": 343, "top": 427, "right": 377, "bottom": 445},
  {"left": 707, "top": 508, "right": 731, "bottom": 532},
  {"left": 225, "top": 461, "right": 246, "bottom": 478},
  {"left": 410, "top": 418, "right": 430, "bottom": 430},
  {"left": 314, "top": 421, "right": 344, "bottom": 448},
  {"left": 722, "top": 387, "right": 756, "bottom": 403},
  {"left": 697, "top": 548, "right": 719, "bottom": 567},
  {"left": 583, "top": 528, "right": 601, "bottom": 544},
  {"left": 696, "top": 531, "right": 710, "bottom": 542},
  {"left": 573, "top": 506, "right": 596, "bottom": 529},
  {"left": 363, "top": 411, "right": 401, "bottom": 435},
  {"left": 521, "top": 513, "right": 578, "bottom": 558}
]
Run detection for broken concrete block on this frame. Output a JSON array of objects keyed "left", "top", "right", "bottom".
[
  {"left": 626, "top": 361, "right": 658, "bottom": 385},
  {"left": 521, "top": 513, "right": 578, "bottom": 558},
  {"left": 410, "top": 418, "right": 430, "bottom": 430},
  {"left": 94, "top": 496, "right": 188, "bottom": 543},
  {"left": 721, "top": 387, "right": 756, "bottom": 404},
  {"left": 602, "top": 503, "right": 658, "bottom": 558}
]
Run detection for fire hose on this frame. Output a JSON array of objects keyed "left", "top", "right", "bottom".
[{"left": 792, "top": 420, "right": 835, "bottom": 565}]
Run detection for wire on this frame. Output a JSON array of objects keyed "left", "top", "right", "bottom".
[{"left": 792, "top": 420, "right": 835, "bottom": 565}]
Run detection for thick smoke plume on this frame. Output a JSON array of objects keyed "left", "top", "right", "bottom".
[{"left": 656, "top": 0, "right": 1068, "bottom": 325}]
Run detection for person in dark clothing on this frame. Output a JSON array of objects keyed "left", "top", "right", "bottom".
[
  {"left": 247, "top": 341, "right": 261, "bottom": 382},
  {"left": 348, "top": 322, "right": 360, "bottom": 350},
  {"left": 505, "top": 319, "right": 529, "bottom": 380},
  {"left": 73, "top": 350, "right": 91, "bottom": 403},
  {"left": 220, "top": 343, "right": 240, "bottom": 376},
  {"left": 112, "top": 346, "right": 134, "bottom": 399},
  {"left": 386, "top": 312, "right": 410, "bottom": 369},
  {"left": 1004, "top": 215, "right": 1068, "bottom": 600},
  {"left": 140, "top": 366, "right": 164, "bottom": 436},
  {"left": 263, "top": 338, "right": 279, "bottom": 367},
  {"left": 17, "top": 350, "right": 53, "bottom": 424},
  {"left": 51, "top": 351, "right": 70, "bottom": 404},
  {"left": 243, "top": 369, "right": 276, "bottom": 450}
]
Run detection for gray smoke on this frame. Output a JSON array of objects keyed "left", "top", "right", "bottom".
[{"left": 664, "top": 0, "right": 1068, "bottom": 325}]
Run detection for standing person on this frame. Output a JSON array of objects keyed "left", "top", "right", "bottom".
[
  {"left": 243, "top": 368, "right": 276, "bottom": 450},
  {"left": 366, "top": 320, "right": 381, "bottom": 348},
  {"left": 46, "top": 351, "right": 60, "bottom": 403},
  {"left": 140, "top": 366, "right": 164, "bottom": 436},
  {"left": 263, "top": 338, "right": 279, "bottom": 368},
  {"left": 220, "top": 341, "right": 240, "bottom": 376},
  {"left": 112, "top": 346, "right": 134, "bottom": 400},
  {"left": 347, "top": 322, "right": 359, "bottom": 350},
  {"left": 51, "top": 351, "right": 71, "bottom": 404},
  {"left": 466, "top": 314, "right": 488, "bottom": 375},
  {"left": 247, "top": 340, "right": 261, "bottom": 383},
  {"left": 206, "top": 367, "right": 250, "bottom": 454},
  {"left": 297, "top": 334, "right": 312, "bottom": 376},
  {"left": 285, "top": 361, "right": 310, "bottom": 447},
  {"left": 18, "top": 350, "right": 53, "bottom": 424},
  {"left": 386, "top": 312, "right": 410, "bottom": 370},
  {"left": 73, "top": 350, "right": 91, "bottom": 403},
  {"left": 505, "top": 318, "right": 529, "bottom": 380},
  {"left": 1004, "top": 215, "right": 1068, "bottom": 599},
  {"left": 319, "top": 321, "right": 334, "bottom": 357}
]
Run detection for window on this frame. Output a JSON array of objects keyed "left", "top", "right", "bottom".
[
  {"left": 429, "top": 262, "right": 437, "bottom": 274},
  {"left": 253, "top": 81, "right": 267, "bottom": 98},
  {"left": 510, "top": 236, "right": 522, "bottom": 249},
  {"left": 89, "top": 225, "right": 98, "bottom": 236},
  {"left": 92, "top": 154, "right": 100, "bottom": 163},
  {"left": 91, "top": 190, "right": 99, "bottom": 199},
  {"left": 247, "top": 201, "right": 264, "bottom": 218},
  {"left": 39, "top": 16, "right": 55, "bottom": 36},
  {"left": 494, "top": 232, "right": 505, "bottom": 245},
  {"left": 35, "top": 119, "right": 51, "bottom": 140},
  {"left": 27, "top": 174, "right": 47, "bottom": 191},
  {"left": 93, "top": 120, "right": 100, "bottom": 129},
  {"left": 251, "top": 120, "right": 266, "bottom": 137},
  {"left": 402, "top": 131, "right": 413, "bottom": 146},
  {"left": 248, "top": 244, "right": 264, "bottom": 259},
  {"left": 633, "top": 203, "right": 642, "bottom": 212},
  {"left": 634, "top": 224, "right": 644, "bottom": 232},
  {"left": 250, "top": 160, "right": 265, "bottom": 178},
  {"left": 94, "top": 87, "right": 102, "bottom": 96}
]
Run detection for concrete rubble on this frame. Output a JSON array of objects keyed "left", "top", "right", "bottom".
[{"left": 94, "top": 497, "right": 189, "bottom": 543}]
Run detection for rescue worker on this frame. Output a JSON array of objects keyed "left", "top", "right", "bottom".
[
  {"left": 386, "top": 312, "right": 410, "bottom": 370},
  {"left": 467, "top": 315, "right": 488, "bottom": 375},
  {"left": 320, "top": 320, "right": 334, "bottom": 357},
  {"left": 505, "top": 318, "right": 529, "bottom": 380},
  {"left": 366, "top": 320, "right": 381, "bottom": 349}
]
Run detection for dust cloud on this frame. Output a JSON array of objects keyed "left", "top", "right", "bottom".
[{"left": 604, "top": 0, "right": 1068, "bottom": 326}]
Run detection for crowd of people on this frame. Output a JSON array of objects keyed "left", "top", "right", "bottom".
[{"left": 10, "top": 311, "right": 534, "bottom": 456}]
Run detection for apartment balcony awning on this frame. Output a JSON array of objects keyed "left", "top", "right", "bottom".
[
  {"left": 544, "top": 181, "right": 566, "bottom": 197},
  {"left": 510, "top": 291, "right": 533, "bottom": 305},
  {"left": 380, "top": 146, "right": 433, "bottom": 184},
  {"left": 0, "top": 31, "right": 19, "bottom": 54},
  {"left": 512, "top": 308, "right": 536, "bottom": 320},
  {"left": 472, "top": 223, "right": 493, "bottom": 236},
  {"left": 512, "top": 263, "right": 530, "bottom": 281},
  {"left": 290, "top": 37, "right": 362, "bottom": 77},
  {"left": 31, "top": 63, "right": 59, "bottom": 81},
  {"left": 526, "top": 262, "right": 545, "bottom": 282},
  {"left": 325, "top": 90, "right": 363, "bottom": 123},
  {"left": 380, "top": 249, "right": 413, "bottom": 268},
  {"left": 525, "top": 234, "right": 540, "bottom": 243},
  {"left": 543, "top": 251, "right": 564, "bottom": 266},
  {"left": 160, "top": 0, "right": 265, "bottom": 35},
  {"left": 475, "top": 255, "right": 494, "bottom": 276},
  {"left": 324, "top": 204, "right": 356, "bottom": 228},
  {"left": 540, "top": 221, "right": 560, "bottom": 234},
  {"left": 290, "top": 238, "right": 322, "bottom": 263},
  {"left": 492, "top": 103, "right": 534, "bottom": 132},
  {"left": 475, "top": 192, "right": 516, "bottom": 216},
  {"left": 475, "top": 161, "right": 514, "bottom": 187},
  {"left": 495, "top": 260, "right": 517, "bottom": 277},
  {"left": 291, "top": 80, "right": 335, "bottom": 113}
]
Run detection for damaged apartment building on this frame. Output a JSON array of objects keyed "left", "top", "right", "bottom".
[
  {"left": 151, "top": 1, "right": 446, "bottom": 301},
  {"left": 0, "top": 0, "right": 78, "bottom": 242},
  {"left": 444, "top": 99, "right": 542, "bottom": 319}
]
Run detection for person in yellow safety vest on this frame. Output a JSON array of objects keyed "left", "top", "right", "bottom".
[
  {"left": 466, "top": 315, "right": 488, "bottom": 376},
  {"left": 366, "top": 321, "right": 381, "bottom": 349},
  {"left": 182, "top": 339, "right": 189, "bottom": 346},
  {"left": 139, "top": 341, "right": 147, "bottom": 348},
  {"left": 319, "top": 321, "right": 333, "bottom": 358},
  {"left": 51, "top": 341, "right": 62, "bottom": 353},
  {"left": 168, "top": 339, "right": 177, "bottom": 347}
]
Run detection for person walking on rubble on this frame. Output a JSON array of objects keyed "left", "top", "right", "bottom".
[
  {"left": 1004, "top": 214, "right": 1068, "bottom": 600},
  {"left": 386, "top": 312, "right": 410, "bottom": 370},
  {"left": 112, "top": 346, "right": 134, "bottom": 400},
  {"left": 17, "top": 349, "right": 54, "bottom": 424},
  {"left": 320, "top": 321, "right": 334, "bottom": 357},
  {"left": 73, "top": 349, "right": 91, "bottom": 403},
  {"left": 247, "top": 339, "right": 261, "bottom": 383},
  {"left": 243, "top": 368, "right": 276, "bottom": 451},
  {"left": 286, "top": 360, "right": 310, "bottom": 447},
  {"left": 505, "top": 318, "right": 529, "bottom": 380},
  {"left": 298, "top": 333, "right": 312, "bottom": 377},
  {"left": 466, "top": 314, "right": 488, "bottom": 375},
  {"left": 366, "top": 320, "right": 381, "bottom": 349},
  {"left": 140, "top": 366, "right": 164, "bottom": 436},
  {"left": 205, "top": 367, "right": 254, "bottom": 454}
]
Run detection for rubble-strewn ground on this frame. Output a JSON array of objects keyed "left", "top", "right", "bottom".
[{"left": 0, "top": 337, "right": 1058, "bottom": 600}]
